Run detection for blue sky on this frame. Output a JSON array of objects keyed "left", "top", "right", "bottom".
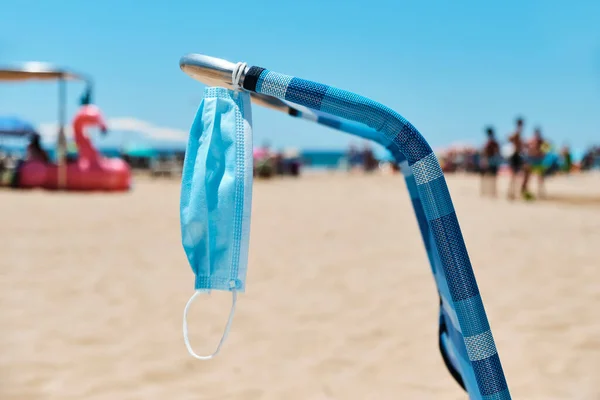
[{"left": 1, "top": 0, "right": 599, "bottom": 151}]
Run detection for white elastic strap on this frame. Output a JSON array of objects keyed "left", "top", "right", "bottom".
[
  {"left": 183, "top": 287, "right": 237, "bottom": 360},
  {"left": 231, "top": 62, "right": 247, "bottom": 91}
]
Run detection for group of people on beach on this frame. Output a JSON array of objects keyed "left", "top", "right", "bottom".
[
  {"left": 480, "top": 117, "right": 566, "bottom": 200},
  {"left": 347, "top": 143, "right": 380, "bottom": 172},
  {"left": 253, "top": 143, "right": 302, "bottom": 178}
]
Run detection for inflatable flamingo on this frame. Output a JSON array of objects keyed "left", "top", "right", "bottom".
[{"left": 18, "top": 105, "right": 131, "bottom": 191}]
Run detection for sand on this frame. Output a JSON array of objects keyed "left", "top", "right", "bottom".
[{"left": 1, "top": 173, "right": 599, "bottom": 400}]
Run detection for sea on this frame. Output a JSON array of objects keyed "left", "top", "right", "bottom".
[{"left": 0, "top": 141, "right": 351, "bottom": 170}]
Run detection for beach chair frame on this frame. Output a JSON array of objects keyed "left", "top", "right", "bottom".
[{"left": 179, "top": 53, "right": 511, "bottom": 400}]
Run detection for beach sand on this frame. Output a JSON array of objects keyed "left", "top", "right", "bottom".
[{"left": 1, "top": 173, "right": 599, "bottom": 399}]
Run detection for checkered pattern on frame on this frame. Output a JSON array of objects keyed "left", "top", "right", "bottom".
[{"left": 243, "top": 67, "right": 511, "bottom": 400}]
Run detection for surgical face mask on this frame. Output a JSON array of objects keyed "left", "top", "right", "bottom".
[{"left": 180, "top": 82, "right": 253, "bottom": 360}]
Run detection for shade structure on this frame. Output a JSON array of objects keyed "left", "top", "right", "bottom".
[
  {"left": 0, "top": 62, "right": 88, "bottom": 83},
  {"left": 1, "top": 62, "right": 92, "bottom": 189}
]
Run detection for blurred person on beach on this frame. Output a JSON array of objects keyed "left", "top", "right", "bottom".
[
  {"left": 560, "top": 145, "right": 572, "bottom": 174},
  {"left": 362, "top": 143, "right": 378, "bottom": 173},
  {"left": 26, "top": 133, "right": 50, "bottom": 164},
  {"left": 347, "top": 143, "right": 363, "bottom": 172},
  {"left": 0, "top": 151, "right": 8, "bottom": 186},
  {"left": 507, "top": 117, "right": 533, "bottom": 200},
  {"left": 527, "top": 127, "right": 548, "bottom": 198},
  {"left": 5, "top": 133, "right": 51, "bottom": 188},
  {"left": 254, "top": 141, "right": 274, "bottom": 178},
  {"left": 273, "top": 150, "right": 284, "bottom": 176},
  {"left": 480, "top": 126, "right": 500, "bottom": 197},
  {"left": 581, "top": 146, "right": 599, "bottom": 171}
]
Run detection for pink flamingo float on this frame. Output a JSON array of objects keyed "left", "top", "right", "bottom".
[{"left": 18, "top": 105, "right": 131, "bottom": 191}]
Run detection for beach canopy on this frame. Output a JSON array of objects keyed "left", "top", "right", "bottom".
[
  {"left": 1, "top": 62, "right": 94, "bottom": 189},
  {"left": 0, "top": 62, "right": 88, "bottom": 82},
  {"left": 0, "top": 116, "right": 38, "bottom": 138}
]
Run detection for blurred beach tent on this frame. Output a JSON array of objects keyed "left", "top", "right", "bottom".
[
  {"left": 124, "top": 144, "right": 157, "bottom": 159},
  {"left": 283, "top": 147, "right": 300, "bottom": 159}
]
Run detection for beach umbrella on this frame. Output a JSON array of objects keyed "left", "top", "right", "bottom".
[
  {"left": 0, "top": 116, "right": 38, "bottom": 138},
  {"left": 253, "top": 147, "right": 269, "bottom": 159},
  {"left": 0, "top": 116, "right": 39, "bottom": 155}
]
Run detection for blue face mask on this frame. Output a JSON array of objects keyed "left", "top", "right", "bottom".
[{"left": 180, "top": 80, "right": 253, "bottom": 360}]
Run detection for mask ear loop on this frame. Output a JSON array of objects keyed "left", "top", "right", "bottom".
[{"left": 183, "top": 281, "right": 238, "bottom": 360}]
